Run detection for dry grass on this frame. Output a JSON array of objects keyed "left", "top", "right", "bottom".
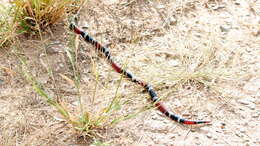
[
  {"left": 0, "top": 0, "right": 85, "bottom": 49},
  {"left": 12, "top": 0, "right": 85, "bottom": 32},
  {"left": 11, "top": 23, "right": 149, "bottom": 139},
  {"left": 0, "top": 4, "right": 17, "bottom": 48},
  {"left": 1, "top": 0, "right": 259, "bottom": 145}
]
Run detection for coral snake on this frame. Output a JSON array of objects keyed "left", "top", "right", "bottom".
[{"left": 69, "top": 22, "right": 210, "bottom": 125}]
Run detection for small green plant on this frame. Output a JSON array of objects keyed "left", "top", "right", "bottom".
[
  {"left": 17, "top": 43, "right": 149, "bottom": 137},
  {"left": 19, "top": 56, "right": 97, "bottom": 134}
]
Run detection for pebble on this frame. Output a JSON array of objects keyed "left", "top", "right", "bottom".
[
  {"left": 239, "top": 127, "right": 246, "bottom": 133},
  {"left": 55, "top": 63, "right": 64, "bottom": 72},
  {"left": 169, "top": 60, "right": 180, "bottom": 67},
  {"left": 238, "top": 97, "right": 256, "bottom": 110},
  {"left": 169, "top": 17, "right": 177, "bottom": 25},
  {"left": 156, "top": 4, "right": 165, "bottom": 9},
  {"left": 252, "top": 113, "right": 259, "bottom": 118},
  {"left": 200, "top": 126, "right": 210, "bottom": 131},
  {"left": 246, "top": 97, "right": 256, "bottom": 103},
  {"left": 235, "top": 131, "right": 243, "bottom": 137},
  {"left": 206, "top": 133, "right": 212, "bottom": 139},
  {"left": 221, "top": 122, "right": 226, "bottom": 126},
  {"left": 216, "top": 129, "right": 222, "bottom": 133},
  {"left": 53, "top": 116, "right": 65, "bottom": 121},
  {"left": 216, "top": 122, "right": 226, "bottom": 129},
  {"left": 220, "top": 25, "right": 230, "bottom": 33},
  {"left": 46, "top": 46, "right": 62, "bottom": 54},
  {"left": 238, "top": 99, "right": 251, "bottom": 105},
  {"left": 151, "top": 113, "right": 159, "bottom": 120},
  {"left": 246, "top": 103, "right": 256, "bottom": 110},
  {"left": 234, "top": 1, "right": 240, "bottom": 5},
  {"left": 195, "top": 142, "right": 201, "bottom": 145},
  {"left": 72, "top": 101, "right": 79, "bottom": 106},
  {"left": 173, "top": 99, "right": 181, "bottom": 107},
  {"left": 213, "top": 135, "right": 218, "bottom": 140}
]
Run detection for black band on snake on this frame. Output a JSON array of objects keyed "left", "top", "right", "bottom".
[{"left": 69, "top": 23, "right": 210, "bottom": 125}]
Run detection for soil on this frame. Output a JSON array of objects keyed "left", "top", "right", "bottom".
[{"left": 0, "top": 0, "right": 259, "bottom": 146}]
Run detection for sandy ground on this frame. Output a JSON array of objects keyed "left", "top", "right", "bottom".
[{"left": 0, "top": 0, "right": 259, "bottom": 145}]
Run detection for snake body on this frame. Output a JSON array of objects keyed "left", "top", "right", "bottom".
[{"left": 70, "top": 23, "right": 210, "bottom": 125}]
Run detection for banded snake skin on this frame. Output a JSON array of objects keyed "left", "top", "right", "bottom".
[{"left": 69, "top": 23, "right": 210, "bottom": 125}]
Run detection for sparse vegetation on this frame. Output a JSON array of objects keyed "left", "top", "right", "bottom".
[
  {"left": 0, "top": 0, "right": 259, "bottom": 145},
  {"left": 0, "top": 0, "right": 84, "bottom": 49},
  {"left": 12, "top": 0, "right": 84, "bottom": 32},
  {"left": 0, "top": 4, "right": 17, "bottom": 47}
]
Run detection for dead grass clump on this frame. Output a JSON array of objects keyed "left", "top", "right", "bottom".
[
  {"left": 0, "top": 4, "right": 17, "bottom": 48},
  {"left": 1, "top": 0, "right": 84, "bottom": 48},
  {"left": 11, "top": 0, "right": 85, "bottom": 32}
]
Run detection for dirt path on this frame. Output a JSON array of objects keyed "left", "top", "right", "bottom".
[{"left": 1, "top": 0, "right": 259, "bottom": 145}]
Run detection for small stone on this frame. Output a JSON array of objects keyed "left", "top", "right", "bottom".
[
  {"left": 156, "top": 4, "right": 165, "bottom": 9},
  {"left": 238, "top": 106, "right": 245, "bottom": 111},
  {"left": 221, "top": 122, "right": 226, "bottom": 126},
  {"left": 200, "top": 126, "right": 210, "bottom": 131},
  {"left": 239, "top": 127, "right": 246, "bottom": 133},
  {"left": 195, "top": 142, "right": 201, "bottom": 145},
  {"left": 173, "top": 99, "right": 182, "bottom": 107},
  {"left": 169, "top": 17, "right": 177, "bottom": 25},
  {"left": 238, "top": 99, "right": 251, "bottom": 105},
  {"left": 38, "top": 75, "right": 49, "bottom": 84},
  {"left": 252, "top": 29, "right": 260, "bottom": 37},
  {"left": 53, "top": 116, "right": 65, "bottom": 121},
  {"left": 81, "top": 21, "right": 90, "bottom": 29},
  {"left": 252, "top": 113, "right": 259, "bottom": 118},
  {"left": 247, "top": 97, "right": 256, "bottom": 103},
  {"left": 213, "top": 135, "right": 218, "bottom": 140},
  {"left": 206, "top": 133, "right": 212, "bottom": 139},
  {"left": 151, "top": 113, "right": 159, "bottom": 120},
  {"left": 235, "top": 131, "right": 243, "bottom": 137},
  {"left": 55, "top": 63, "right": 64, "bottom": 72},
  {"left": 170, "top": 134, "right": 176, "bottom": 139},
  {"left": 219, "top": 122, "right": 226, "bottom": 129},
  {"left": 39, "top": 53, "right": 46, "bottom": 57},
  {"left": 234, "top": 0, "right": 240, "bottom": 5},
  {"left": 72, "top": 101, "right": 79, "bottom": 106},
  {"left": 169, "top": 60, "right": 180, "bottom": 67},
  {"left": 246, "top": 103, "right": 256, "bottom": 110},
  {"left": 46, "top": 47, "right": 61, "bottom": 54},
  {"left": 220, "top": 25, "right": 229, "bottom": 32},
  {"left": 216, "top": 129, "right": 222, "bottom": 133},
  {"left": 212, "top": 4, "right": 225, "bottom": 10}
]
